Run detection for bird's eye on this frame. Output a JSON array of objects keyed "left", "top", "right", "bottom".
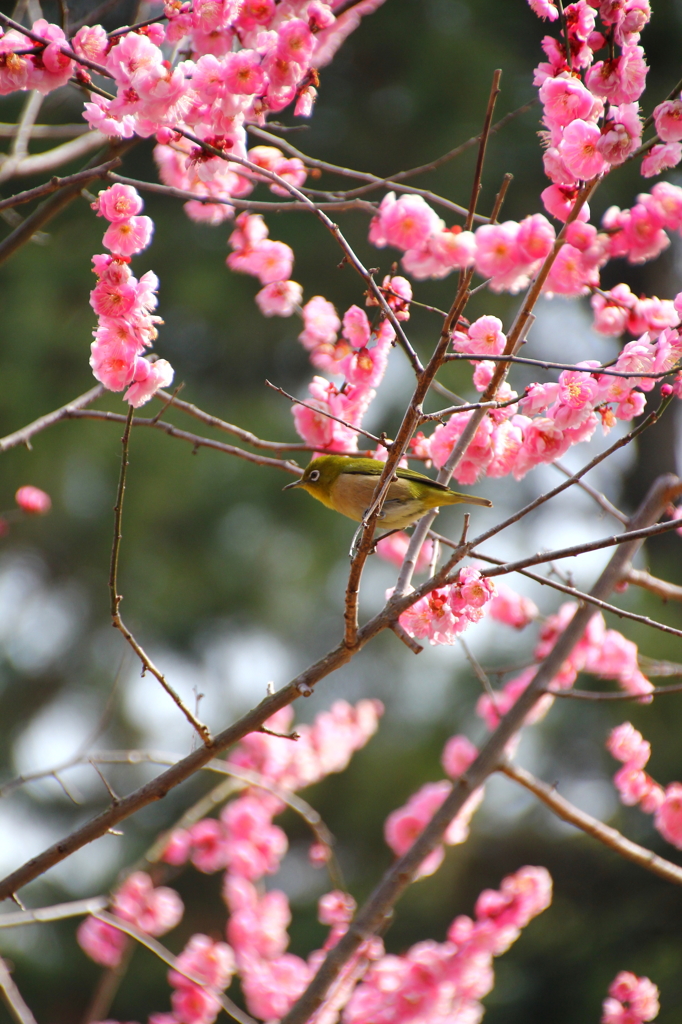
[{"left": 309, "top": 469, "right": 321, "bottom": 482}]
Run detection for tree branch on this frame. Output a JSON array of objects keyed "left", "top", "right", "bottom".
[
  {"left": 0, "top": 959, "right": 37, "bottom": 1024},
  {"left": 620, "top": 566, "right": 682, "bottom": 602},
  {"left": 108, "top": 406, "right": 212, "bottom": 744},
  {"left": 501, "top": 761, "right": 682, "bottom": 886}
]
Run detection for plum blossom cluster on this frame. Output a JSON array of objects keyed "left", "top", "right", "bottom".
[
  {"left": 602, "top": 970, "right": 660, "bottom": 1024},
  {"left": 394, "top": 567, "right": 497, "bottom": 646},
  {"left": 66, "top": 3, "right": 376, "bottom": 224},
  {"left": 86, "top": 1, "right": 339, "bottom": 132},
  {"left": 0, "top": 18, "right": 75, "bottom": 96},
  {"left": 78, "top": 871, "right": 184, "bottom": 968},
  {"left": 89, "top": 184, "right": 174, "bottom": 406},
  {"left": 81, "top": 700, "right": 384, "bottom": 1024},
  {"left": 477, "top": 604, "right": 653, "bottom": 733},
  {"left": 293, "top": 301, "right": 397, "bottom": 453},
  {"left": 344, "top": 865, "right": 553, "bottom": 1024},
  {"left": 384, "top": 733, "right": 481, "bottom": 879},
  {"left": 412, "top": 312, "right": 682, "bottom": 486},
  {"left": 386, "top": 572, "right": 537, "bottom": 650},
  {"left": 607, "top": 721, "right": 682, "bottom": 849}
]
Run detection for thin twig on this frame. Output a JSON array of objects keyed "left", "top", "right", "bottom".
[
  {"left": 108, "top": 406, "right": 212, "bottom": 743},
  {"left": 501, "top": 761, "right": 682, "bottom": 885},
  {"left": 0, "top": 897, "right": 108, "bottom": 928},
  {"left": 551, "top": 682, "right": 682, "bottom": 700},
  {"left": 107, "top": 171, "right": 377, "bottom": 214},
  {"left": 459, "top": 636, "right": 499, "bottom": 708},
  {"left": 552, "top": 458, "right": 628, "bottom": 524},
  {"left": 473, "top": 516, "right": 682, "bottom": 583},
  {"left": 0, "top": 384, "right": 104, "bottom": 451},
  {"left": 68, "top": 408, "right": 304, "bottom": 473},
  {"left": 0, "top": 122, "right": 89, "bottom": 138},
  {"left": 265, "top": 380, "right": 385, "bottom": 447},
  {"left": 0, "top": 959, "right": 37, "bottom": 1024},
  {"left": 248, "top": 98, "right": 537, "bottom": 205},
  {"left": 247, "top": 126, "right": 477, "bottom": 221},
  {"left": 445, "top": 351, "right": 682, "bottom": 380},
  {"left": 154, "top": 389, "right": 315, "bottom": 452},
  {"left": 472, "top": 550, "right": 682, "bottom": 640},
  {"left": 465, "top": 69, "right": 502, "bottom": 231},
  {"left": 93, "top": 911, "right": 257, "bottom": 1024},
  {"left": 6, "top": 132, "right": 107, "bottom": 179}
]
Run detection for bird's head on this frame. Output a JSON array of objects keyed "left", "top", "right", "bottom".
[{"left": 282, "top": 455, "right": 344, "bottom": 501}]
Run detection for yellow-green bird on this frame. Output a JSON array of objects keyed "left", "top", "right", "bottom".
[{"left": 283, "top": 455, "right": 492, "bottom": 530}]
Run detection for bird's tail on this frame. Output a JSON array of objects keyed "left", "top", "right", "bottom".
[{"left": 446, "top": 491, "right": 493, "bottom": 508}]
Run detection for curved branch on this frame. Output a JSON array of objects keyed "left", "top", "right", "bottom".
[{"left": 501, "top": 761, "right": 682, "bottom": 886}]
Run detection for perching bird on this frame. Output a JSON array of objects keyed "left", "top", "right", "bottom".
[{"left": 283, "top": 455, "right": 492, "bottom": 530}]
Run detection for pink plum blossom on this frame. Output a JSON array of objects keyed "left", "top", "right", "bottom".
[
  {"left": 602, "top": 972, "right": 660, "bottom": 1024},
  {"left": 342, "top": 305, "right": 371, "bottom": 348},
  {"left": 559, "top": 119, "right": 610, "bottom": 179},
  {"left": 452, "top": 315, "right": 506, "bottom": 357},
  {"left": 528, "top": 0, "right": 559, "bottom": 18},
  {"left": 255, "top": 279, "right": 302, "bottom": 316},
  {"left": 102, "top": 215, "right": 154, "bottom": 257},
  {"left": 298, "top": 296, "right": 340, "bottom": 350},
  {"left": 374, "top": 192, "right": 442, "bottom": 251},
  {"left": 441, "top": 735, "right": 478, "bottom": 779},
  {"left": 641, "top": 142, "right": 682, "bottom": 177},
  {"left": 653, "top": 98, "right": 682, "bottom": 142},
  {"left": 124, "top": 357, "right": 174, "bottom": 407},
  {"left": 15, "top": 486, "right": 51, "bottom": 515},
  {"left": 488, "top": 581, "right": 538, "bottom": 628},
  {"left": 654, "top": 783, "right": 682, "bottom": 849},
  {"left": 77, "top": 916, "right": 128, "bottom": 968},
  {"left": 607, "top": 723, "right": 651, "bottom": 767}
]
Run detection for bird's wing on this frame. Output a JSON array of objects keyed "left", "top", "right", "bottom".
[{"left": 341, "top": 459, "right": 450, "bottom": 492}]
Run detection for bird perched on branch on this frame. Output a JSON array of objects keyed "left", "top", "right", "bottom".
[{"left": 283, "top": 455, "right": 492, "bottom": 530}]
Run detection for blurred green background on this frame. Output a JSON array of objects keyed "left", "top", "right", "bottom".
[{"left": 2, "top": 0, "right": 682, "bottom": 1021}]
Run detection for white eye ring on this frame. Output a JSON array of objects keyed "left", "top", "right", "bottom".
[{"left": 309, "top": 469, "right": 321, "bottom": 482}]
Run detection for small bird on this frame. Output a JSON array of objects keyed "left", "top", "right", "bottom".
[{"left": 283, "top": 455, "right": 492, "bottom": 530}]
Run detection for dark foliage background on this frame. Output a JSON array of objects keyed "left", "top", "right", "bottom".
[{"left": 1, "top": 1, "right": 682, "bottom": 1021}]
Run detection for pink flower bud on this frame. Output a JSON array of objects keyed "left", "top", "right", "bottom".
[
  {"left": 661, "top": 383, "right": 674, "bottom": 396},
  {"left": 15, "top": 486, "right": 51, "bottom": 515}
]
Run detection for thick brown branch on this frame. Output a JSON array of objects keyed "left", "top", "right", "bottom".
[
  {"left": 0, "top": 159, "right": 120, "bottom": 212},
  {"left": 621, "top": 566, "right": 682, "bottom": 602}
]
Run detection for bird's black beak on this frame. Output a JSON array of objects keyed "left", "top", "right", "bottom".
[{"left": 282, "top": 478, "right": 302, "bottom": 491}]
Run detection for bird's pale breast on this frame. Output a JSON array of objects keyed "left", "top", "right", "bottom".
[{"left": 330, "top": 472, "right": 432, "bottom": 529}]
